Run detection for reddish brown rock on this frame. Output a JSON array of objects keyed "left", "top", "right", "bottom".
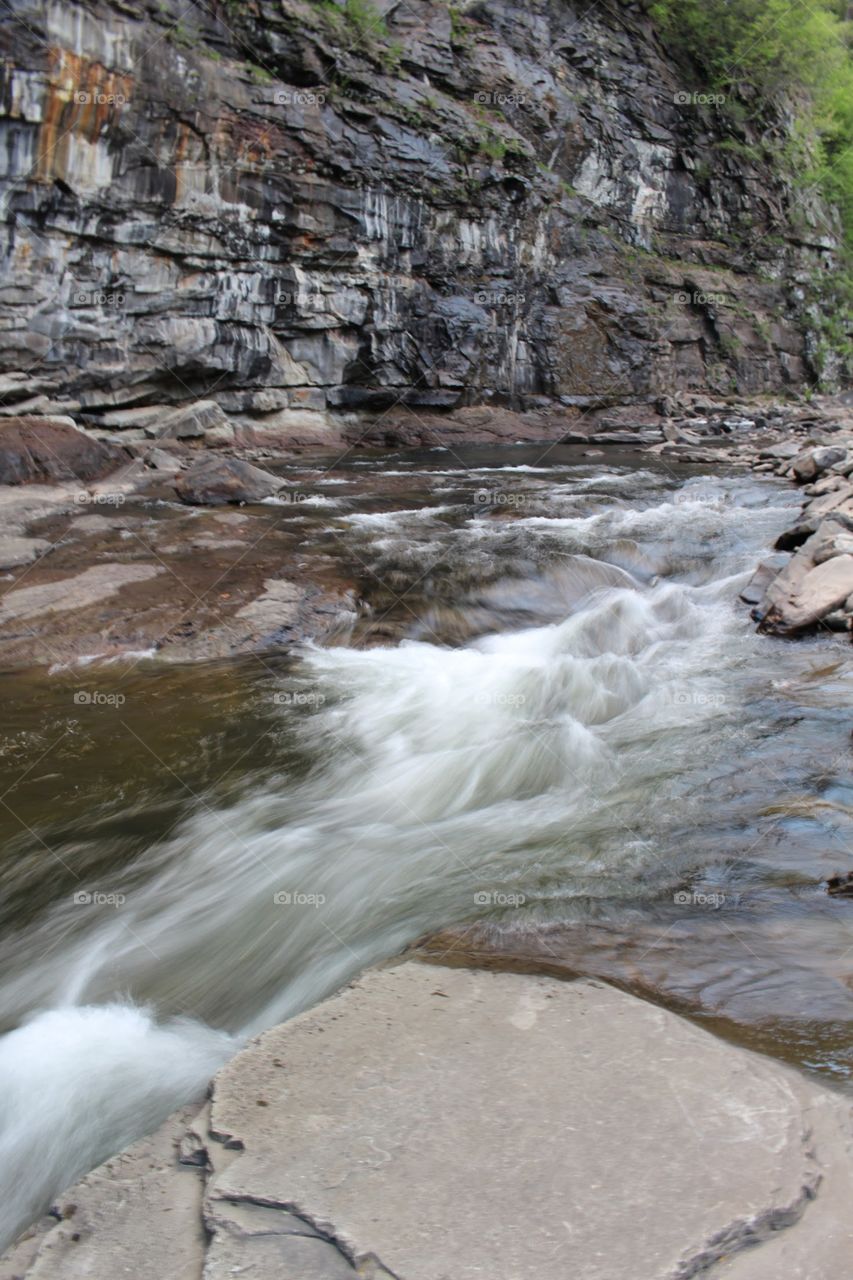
[{"left": 0, "top": 418, "right": 126, "bottom": 487}]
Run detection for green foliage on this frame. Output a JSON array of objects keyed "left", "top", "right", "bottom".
[
  {"left": 320, "top": 0, "right": 389, "bottom": 41},
  {"left": 168, "top": 19, "right": 195, "bottom": 48},
  {"left": 245, "top": 61, "right": 273, "bottom": 84},
  {"left": 448, "top": 5, "right": 471, "bottom": 47},
  {"left": 650, "top": 0, "right": 853, "bottom": 245},
  {"left": 806, "top": 263, "right": 853, "bottom": 383}
]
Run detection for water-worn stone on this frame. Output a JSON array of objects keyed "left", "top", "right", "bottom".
[
  {"left": 0, "top": 535, "right": 51, "bottom": 569},
  {"left": 760, "top": 554, "right": 853, "bottom": 635},
  {"left": 6, "top": 963, "right": 853, "bottom": 1280},
  {"left": 739, "top": 554, "right": 789, "bottom": 605},
  {"left": 791, "top": 446, "right": 848, "bottom": 482},
  {"left": 174, "top": 457, "right": 285, "bottom": 506},
  {"left": 0, "top": 563, "right": 163, "bottom": 624},
  {"left": 0, "top": 418, "right": 125, "bottom": 486}
]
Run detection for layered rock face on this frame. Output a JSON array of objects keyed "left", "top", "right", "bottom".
[{"left": 0, "top": 0, "right": 841, "bottom": 434}]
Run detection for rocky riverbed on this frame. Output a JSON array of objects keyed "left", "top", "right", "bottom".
[
  {"left": 2, "top": 397, "right": 853, "bottom": 1273},
  {"left": 1, "top": 391, "right": 851, "bottom": 671}
]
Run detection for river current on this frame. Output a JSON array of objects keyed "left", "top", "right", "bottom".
[{"left": 1, "top": 443, "right": 852, "bottom": 1249}]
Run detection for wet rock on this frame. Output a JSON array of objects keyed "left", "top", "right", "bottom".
[
  {"left": 0, "top": 0, "right": 842, "bottom": 420},
  {"left": 760, "top": 554, "right": 853, "bottom": 636},
  {"left": 0, "top": 536, "right": 51, "bottom": 569},
  {"left": 174, "top": 457, "right": 286, "bottom": 506},
  {"left": 827, "top": 872, "right": 853, "bottom": 897},
  {"left": 0, "top": 418, "right": 125, "bottom": 487},
  {"left": 234, "top": 579, "right": 305, "bottom": 637},
  {"left": 791, "top": 446, "right": 848, "bottom": 483},
  {"left": 739, "top": 554, "right": 789, "bottom": 605},
  {"left": 5, "top": 963, "right": 853, "bottom": 1280},
  {"left": 0, "top": 564, "right": 163, "bottom": 624}
]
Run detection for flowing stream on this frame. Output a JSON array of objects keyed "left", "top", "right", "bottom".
[{"left": 1, "top": 443, "right": 853, "bottom": 1249}]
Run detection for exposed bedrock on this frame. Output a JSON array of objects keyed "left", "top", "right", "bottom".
[
  {"left": 0, "top": 0, "right": 843, "bottom": 439},
  {"left": 2, "top": 963, "right": 852, "bottom": 1280}
]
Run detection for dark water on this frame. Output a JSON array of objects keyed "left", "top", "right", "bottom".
[{"left": 1, "top": 442, "right": 852, "bottom": 1247}]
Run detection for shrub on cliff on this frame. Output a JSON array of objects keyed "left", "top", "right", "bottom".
[{"left": 650, "top": 0, "right": 853, "bottom": 246}]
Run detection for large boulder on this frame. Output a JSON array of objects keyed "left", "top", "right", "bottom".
[
  {"left": 0, "top": 417, "right": 125, "bottom": 486},
  {"left": 760, "top": 553, "right": 853, "bottom": 634},
  {"left": 174, "top": 457, "right": 285, "bottom": 506},
  {"left": 4, "top": 964, "right": 853, "bottom": 1280},
  {"left": 791, "top": 445, "right": 847, "bottom": 483},
  {"left": 159, "top": 401, "right": 234, "bottom": 443}
]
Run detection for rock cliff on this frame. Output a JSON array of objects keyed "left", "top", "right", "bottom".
[{"left": 0, "top": 0, "right": 843, "bottom": 439}]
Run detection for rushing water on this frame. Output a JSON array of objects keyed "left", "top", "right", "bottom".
[{"left": 1, "top": 443, "right": 853, "bottom": 1249}]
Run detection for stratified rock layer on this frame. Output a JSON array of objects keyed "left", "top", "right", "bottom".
[
  {"left": 3, "top": 962, "right": 852, "bottom": 1280},
  {"left": 0, "top": 0, "right": 843, "bottom": 434}
]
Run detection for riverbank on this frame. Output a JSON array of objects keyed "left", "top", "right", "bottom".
[
  {"left": 2, "top": 407, "right": 853, "bottom": 1266},
  {"left": 0, "top": 393, "right": 850, "bottom": 672},
  {"left": 2, "top": 959, "right": 852, "bottom": 1280}
]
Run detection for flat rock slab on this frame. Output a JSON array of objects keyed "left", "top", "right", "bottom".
[
  {"left": 0, "top": 563, "right": 163, "bottom": 624},
  {"left": 5, "top": 963, "right": 853, "bottom": 1280}
]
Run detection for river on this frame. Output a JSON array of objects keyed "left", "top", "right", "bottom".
[{"left": 1, "top": 442, "right": 852, "bottom": 1249}]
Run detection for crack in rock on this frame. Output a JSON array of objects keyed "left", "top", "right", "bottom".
[{"left": 672, "top": 1171, "right": 822, "bottom": 1278}]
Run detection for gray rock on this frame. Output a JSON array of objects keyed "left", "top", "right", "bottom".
[
  {"left": 174, "top": 458, "right": 285, "bottom": 506},
  {"left": 0, "top": 0, "right": 842, "bottom": 420},
  {"left": 758, "top": 442, "right": 799, "bottom": 463},
  {"left": 739, "top": 553, "right": 789, "bottom": 605},
  {"left": 157, "top": 401, "right": 235, "bottom": 443},
  {"left": 0, "top": 563, "right": 163, "bottom": 623},
  {"left": 791, "top": 446, "right": 848, "bottom": 482},
  {"left": 144, "top": 447, "right": 182, "bottom": 471},
  {"left": 760, "top": 553, "right": 853, "bottom": 634},
  {"left": 8, "top": 965, "right": 853, "bottom": 1280},
  {"left": 0, "top": 536, "right": 51, "bottom": 569}
]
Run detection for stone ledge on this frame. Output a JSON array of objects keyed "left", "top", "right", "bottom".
[{"left": 3, "top": 963, "right": 852, "bottom": 1280}]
